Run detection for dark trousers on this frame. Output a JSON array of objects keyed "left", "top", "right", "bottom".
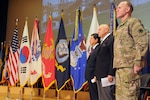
[
  {"left": 88, "top": 80, "right": 98, "bottom": 100},
  {"left": 96, "top": 80, "right": 115, "bottom": 100}
]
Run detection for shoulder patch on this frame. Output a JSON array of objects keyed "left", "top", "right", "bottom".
[{"left": 138, "top": 29, "right": 144, "bottom": 33}]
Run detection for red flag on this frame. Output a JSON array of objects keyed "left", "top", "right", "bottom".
[
  {"left": 42, "top": 16, "right": 55, "bottom": 91},
  {"left": 7, "top": 26, "right": 19, "bottom": 86}
]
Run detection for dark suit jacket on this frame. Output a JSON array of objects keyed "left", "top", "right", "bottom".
[
  {"left": 85, "top": 44, "right": 99, "bottom": 81},
  {"left": 95, "top": 34, "right": 115, "bottom": 80}
]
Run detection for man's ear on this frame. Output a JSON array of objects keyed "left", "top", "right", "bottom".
[
  {"left": 105, "top": 28, "right": 109, "bottom": 34},
  {"left": 95, "top": 38, "right": 98, "bottom": 43},
  {"left": 126, "top": 6, "right": 130, "bottom": 13}
]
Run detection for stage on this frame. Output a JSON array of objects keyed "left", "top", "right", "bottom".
[{"left": 0, "top": 86, "right": 90, "bottom": 100}]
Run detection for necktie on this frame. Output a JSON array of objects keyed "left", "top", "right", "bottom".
[{"left": 90, "top": 47, "right": 94, "bottom": 54}]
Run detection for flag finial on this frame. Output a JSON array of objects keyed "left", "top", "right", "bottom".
[
  {"left": 61, "top": 9, "right": 64, "bottom": 18},
  {"left": 15, "top": 18, "right": 19, "bottom": 26},
  {"left": 25, "top": 17, "right": 28, "bottom": 25},
  {"left": 49, "top": 15, "right": 52, "bottom": 20},
  {"left": 93, "top": 4, "right": 96, "bottom": 7},
  {"left": 78, "top": 6, "right": 81, "bottom": 10},
  {"left": 26, "top": 17, "right": 28, "bottom": 20},
  {"left": 1, "top": 42, "right": 3, "bottom": 49},
  {"left": 93, "top": 4, "right": 97, "bottom": 12},
  {"left": 36, "top": 16, "right": 38, "bottom": 19}
]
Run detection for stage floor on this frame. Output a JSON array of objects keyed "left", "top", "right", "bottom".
[
  {"left": 0, "top": 94, "right": 73, "bottom": 100},
  {"left": 0, "top": 86, "right": 90, "bottom": 100}
]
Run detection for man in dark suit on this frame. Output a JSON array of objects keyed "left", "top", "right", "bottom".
[
  {"left": 95, "top": 24, "right": 115, "bottom": 100},
  {"left": 85, "top": 33, "right": 100, "bottom": 100}
]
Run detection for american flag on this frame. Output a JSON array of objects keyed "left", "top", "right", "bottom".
[{"left": 7, "top": 27, "right": 19, "bottom": 86}]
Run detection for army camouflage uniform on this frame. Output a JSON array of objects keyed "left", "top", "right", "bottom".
[{"left": 113, "top": 17, "right": 148, "bottom": 100}]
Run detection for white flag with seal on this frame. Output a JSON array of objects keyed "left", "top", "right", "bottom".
[{"left": 86, "top": 6, "right": 99, "bottom": 58}]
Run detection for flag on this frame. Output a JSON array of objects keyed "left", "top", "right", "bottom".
[
  {"left": 30, "top": 18, "right": 42, "bottom": 85},
  {"left": 146, "top": 32, "right": 150, "bottom": 73},
  {"left": 7, "top": 26, "right": 19, "bottom": 86},
  {"left": 142, "top": 30, "right": 150, "bottom": 74},
  {"left": 110, "top": 2, "right": 118, "bottom": 36},
  {"left": 2, "top": 43, "right": 9, "bottom": 82},
  {"left": 19, "top": 20, "right": 31, "bottom": 87},
  {"left": 0, "top": 42, "right": 4, "bottom": 81},
  {"left": 70, "top": 9, "right": 87, "bottom": 93},
  {"left": 55, "top": 16, "right": 70, "bottom": 92},
  {"left": 42, "top": 16, "right": 55, "bottom": 91},
  {"left": 86, "top": 6, "right": 99, "bottom": 58}
]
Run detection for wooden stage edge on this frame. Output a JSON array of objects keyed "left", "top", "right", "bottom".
[{"left": 0, "top": 86, "right": 90, "bottom": 100}]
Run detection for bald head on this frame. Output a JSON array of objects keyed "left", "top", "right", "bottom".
[
  {"left": 119, "top": 1, "right": 133, "bottom": 13},
  {"left": 116, "top": 1, "right": 133, "bottom": 21},
  {"left": 98, "top": 24, "right": 110, "bottom": 38},
  {"left": 99, "top": 24, "right": 110, "bottom": 31}
]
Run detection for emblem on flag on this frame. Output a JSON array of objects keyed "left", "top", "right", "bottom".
[
  {"left": 42, "top": 38, "right": 55, "bottom": 60},
  {"left": 20, "top": 46, "right": 30, "bottom": 63},
  {"left": 56, "top": 39, "right": 69, "bottom": 63}
]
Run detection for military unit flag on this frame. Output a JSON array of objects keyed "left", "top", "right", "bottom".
[
  {"left": 30, "top": 18, "right": 42, "bottom": 85},
  {"left": 55, "top": 17, "right": 70, "bottom": 92},
  {"left": 70, "top": 9, "right": 87, "bottom": 93},
  {"left": 42, "top": 16, "right": 55, "bottom": 91}
]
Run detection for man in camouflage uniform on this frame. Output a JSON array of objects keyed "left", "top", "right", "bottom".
[{"left": 113, "top": 1, "right": 148, "bottom": 100}]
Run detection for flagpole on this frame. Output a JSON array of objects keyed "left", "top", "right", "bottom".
[
  {"left": 6, "top": 84, "right": 10, "bottom": 100},
  {"left": 73, "top": 93, "right": 76, "bottom": 100},
  {"left": 43, "top": 90, "right": 46, "bottom": 100},
  {"left": 16, "top": 87, "right": 23, "bottom": 100},
  {"left": 15, "top": 18, "right": 22, "bottom": 100},
  {"left": 19, "top": 87, "right": 23, "bottom": 100},
  {"left": 57, "top": 91, "right": 60, "bottom": 100},
  {"left": 30, "top": 85, "right": 33, "bottom": 100}
]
